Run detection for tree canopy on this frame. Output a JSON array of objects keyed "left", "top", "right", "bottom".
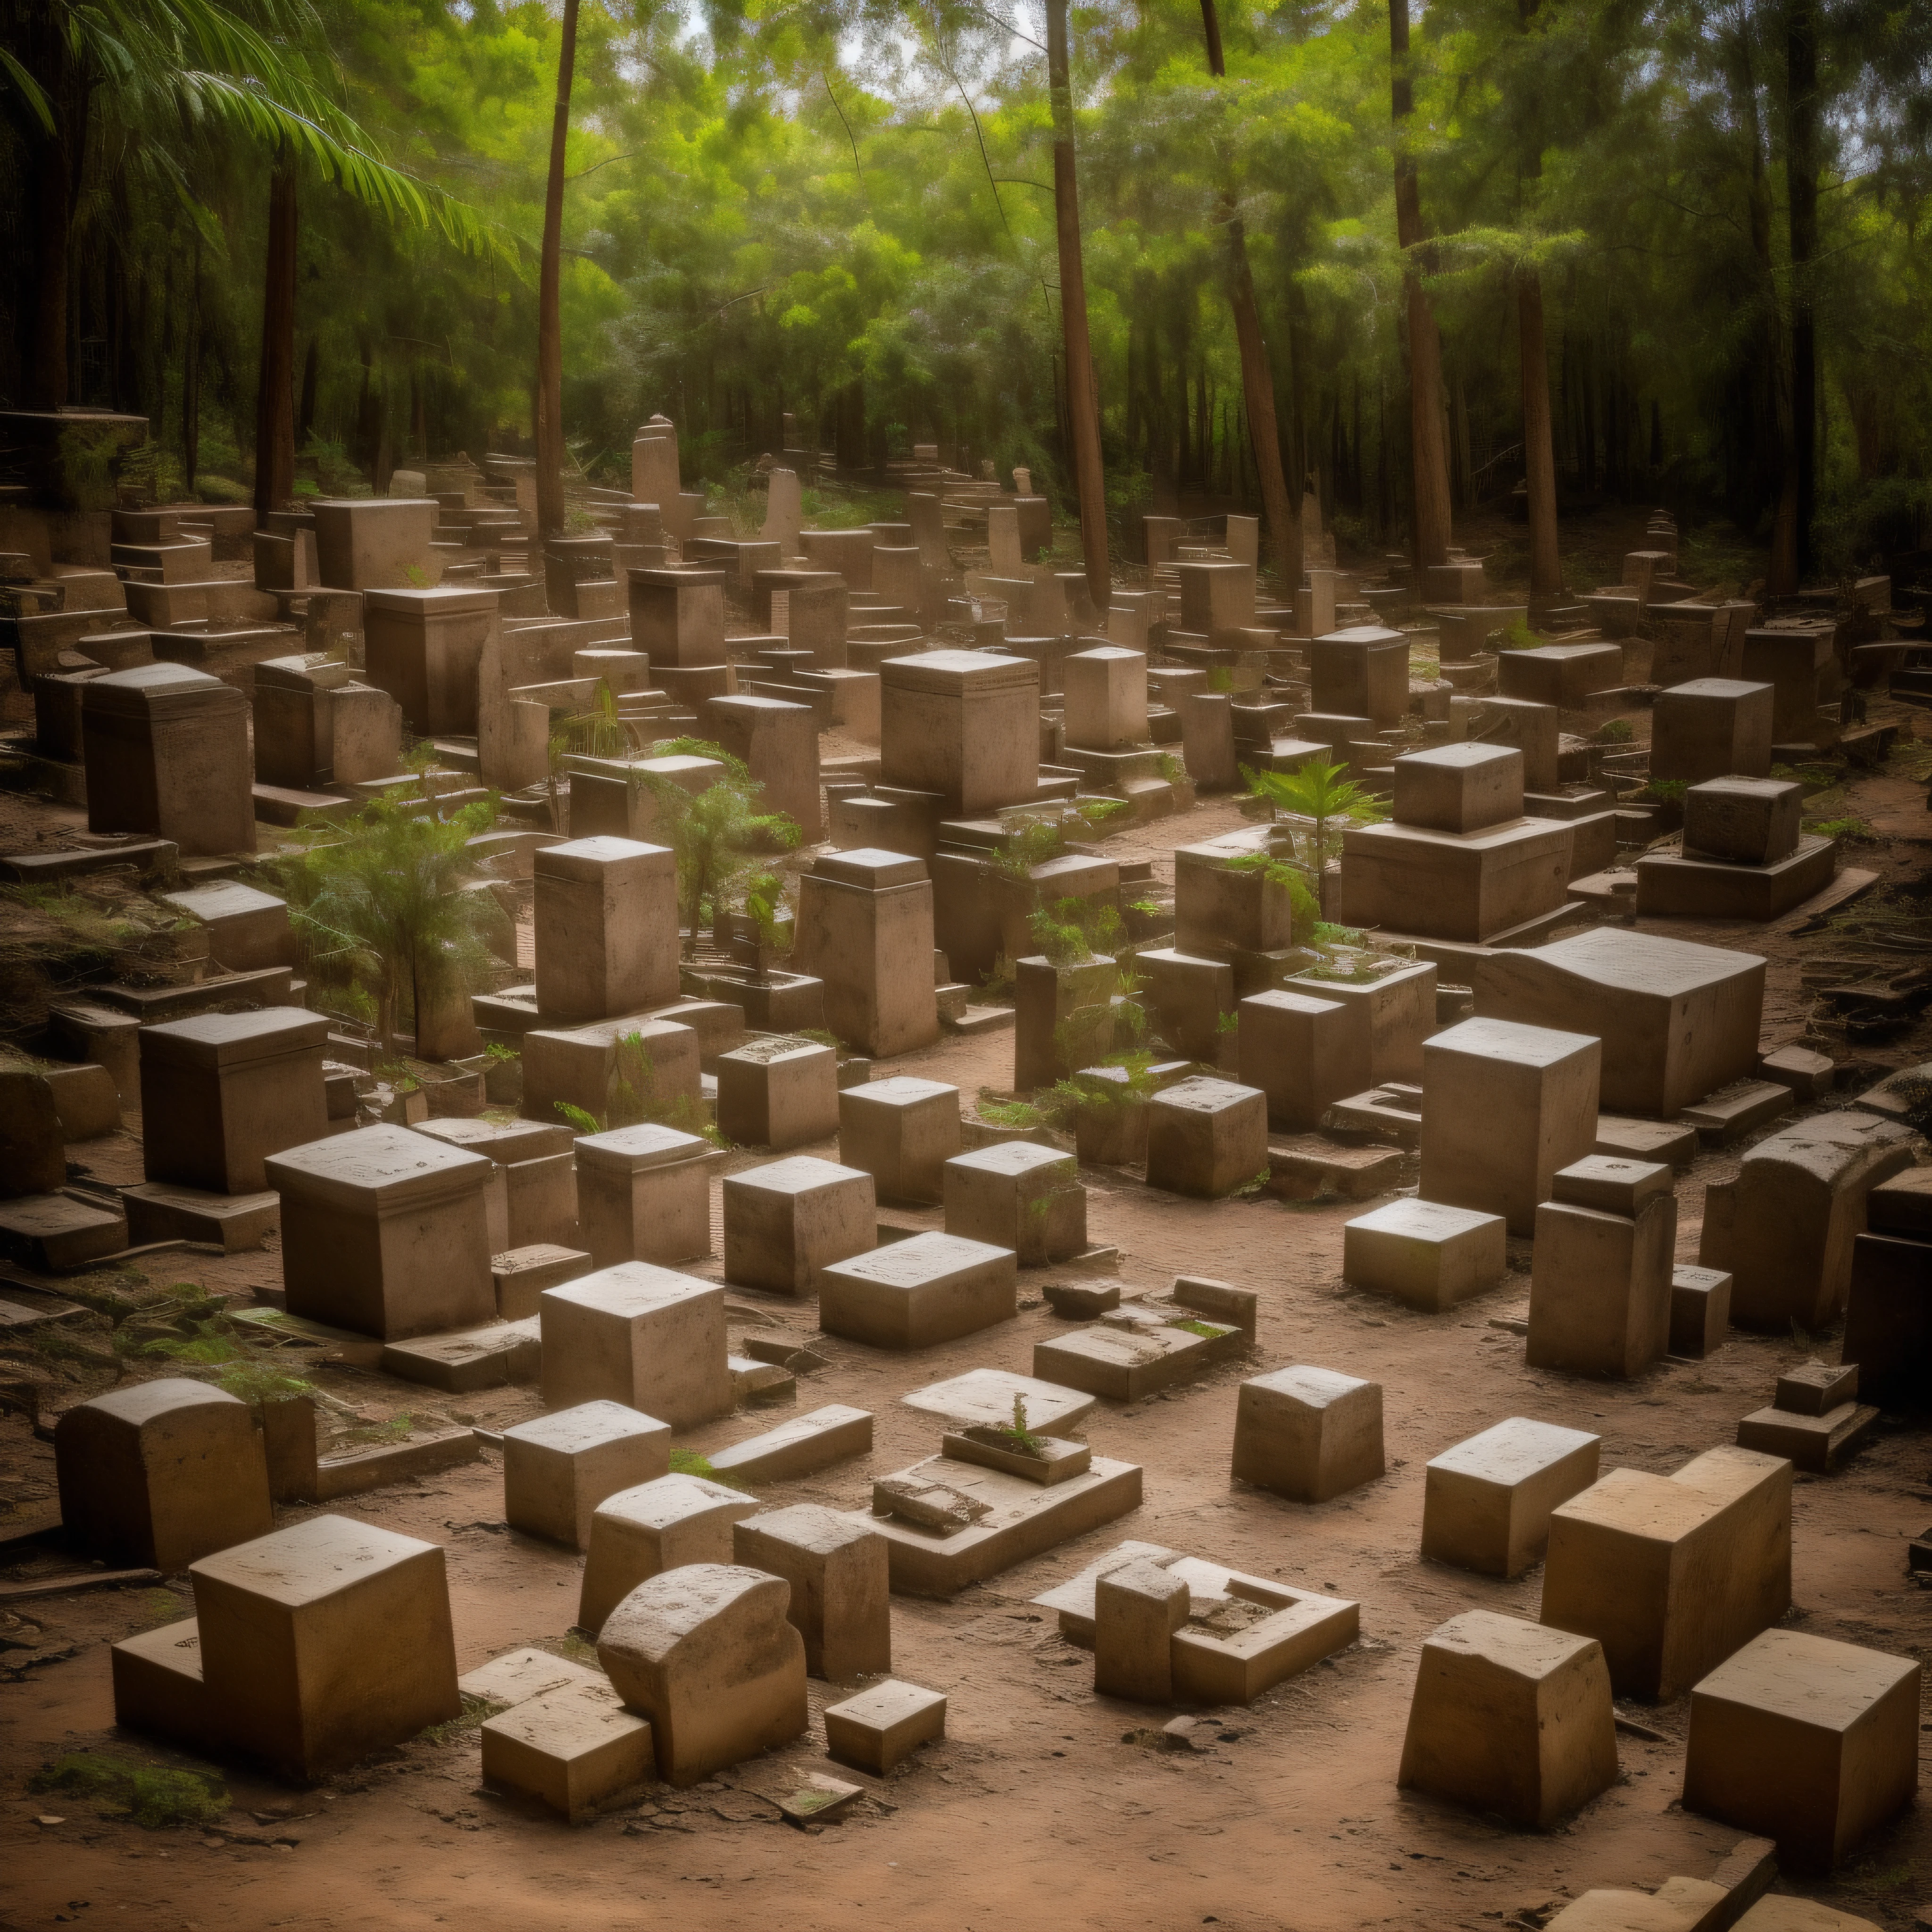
[{"left": 3, "top": 0, "right": 1927, "bottom": 574}]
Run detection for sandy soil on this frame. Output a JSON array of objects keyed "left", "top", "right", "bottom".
[{"left": 2, "top": 674, "right": 1930, "bottom": 1932}]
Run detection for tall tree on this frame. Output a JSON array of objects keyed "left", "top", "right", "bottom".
[
  {"left": 253, "top": 148, "right": 298, "bottom": 521},
  {"left": 1044, "top": 0, "right": 1108, "bottom": 605},
  {"left": 1198, "top": 0, "right": 1300, "bottom": 587},
  {"left": 534, "top": 0, "right": 582, "bottom": 540},
  {"left": 1389, "top": 0, "right": 1453, "bottom": 570},
  {"left": 1517, "top": 265, "right": 1561, "bottom": 595},
  {"left": 1785, "top": 0, "right": 1819, "bottom": 577}
]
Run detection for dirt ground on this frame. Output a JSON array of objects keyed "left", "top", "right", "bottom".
[{"left": 2, "top": 625, "right": 1931, "bottom": 1932}]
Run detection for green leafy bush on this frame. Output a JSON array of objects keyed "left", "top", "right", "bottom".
[{"left": 30, "top": 1754, "right": 227, "bottom": 1830}]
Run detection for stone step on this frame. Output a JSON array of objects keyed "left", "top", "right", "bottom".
[
  {"left": 944, "top": 1003, "right": 1014, "bottom": 1035},
  {"left": 1678, "top": 1080, "right": 1795, "bottom": 1145}
]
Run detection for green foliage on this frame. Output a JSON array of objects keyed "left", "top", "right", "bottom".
[
  {"left": 669, "top": 1445, "right": 750, "bottom": 1491},
  {"left": 632, "top": 741, "right": 799, "bottom": 958},
  {"left": 1027, "top": 893, "right": 1124, "bottom": 967},
  {"left": 30, "top": 1754, "right": 227, "bottom": 1831},
  {"left": 1496, "top": 617, "right": 1545, "bottom": 652},
  {"left": 1243, "top": 758, "right": 1387, "bottom": 883},
  {"left": 1640, "top": 779, "right": 1689, "bottom": 803},
  {"left": 554, "top": 1100, "right": 601, "bottom": 1134},
  {"left": 1807, "top": 816, "right": 1874, "bottom": 843},
  {"left": 1593, "top": 719, "right": 1635, "bottom": 745},
  {"left": 274, "top": 788, "right": 501, "bottom": 1055}
]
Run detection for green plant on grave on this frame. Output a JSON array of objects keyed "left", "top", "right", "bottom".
[
  {"left": 1807, "top": 816, "right": 1875, "bottom": 843},
  {"left": 1223, "top": 849, "right": 1319, "bottom": 939},
  {"left": 1074, "top": 798, "right": 1133, "bottom": 835},
  {"left": 1028, "top": 893, "right": 1124, "bottom": 968},
  {"left": 1206, "top": 666, "right": 1235, "bottom": 695},
  {"left": 274, "top": 787, "right": 501, "bottom": 1057},
  {"left": 1243, "top": 758, "right": 1387, "bottom": 873},
  {"left": 550, "top": 683, "right": 629, "bottom": 774},
  {"left": 741, "top": 869, "right": 795, "bottom": 951},
  {"left": 984, "top": 815, "right": 1073, "bottom": 884},
  {"left": 1216, "top": 1010, "right": 1241, "bottom": 1036},
  {"left": 555, "top": 1030, "right": 723, "bottom": 1143},
  {"left": 1638, "top": 778, "right": 1688, "bottom": 804},
  {"left": 630, "top": 739, "right": 800, "bottom": 958},
  {"left": 484, "top": 1041, "right": 519, "bottom": 1063},
  {"left": 1156, "top": 752, "right": 1185, "bottom": 786},
  {"left": 997, "top": 1395, "right": 1045, "bottom": 1455},
  {"left": 1496, "top": 616, "right": 1545, "bottom": 651},
  {"left": 1593, "top": 718, "right": 1634, "bottom": 745}
]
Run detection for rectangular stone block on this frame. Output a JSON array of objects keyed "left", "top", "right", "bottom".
[
  {"left": 481, "top": 1680, "right": 652, "bottom": 1821},
  {"left": 880, "top": 650, "right": 1039, "bottom": 816},
  {"left": 1669, "top": 1263, "right": 1732, "bottom": 1359},
  {"left": 503, "top": 1399, "right": 673, "bottom": 1549},
  {"left": 818, "top": 1232, "right": 1017, "bottom": 1349},
  {"left": 1540, "top": 1445, "right": 1792, "bottom": 1700},
  {"left": 1651, "top": 678, "right": 1775, "bottom": 784},
  {"left": 823, "top": 1678, "right": 946, "bottom": 1774},
  {"left": 1238, "top": 988, "right": 1365, "bottom": 1132},
  {"left": 1145, "top": 1076, "right": 1270, "bottom": 1199},
  {"left": 733, "top": 1504, "right": 891, "bottom": 1681},
  {"left": 1398, "top": 1609, "right": 1617, "bottom": 1828},
  {"left": 192, "top": 1514, "right": 459, "bottom": 1779},
  {"left": 1422, "top": 1417, "right": 1601, "bottom": 1577},
  {"left": 1394, "top": 743, "right": 1525, "bottom": 833},
  {"left": 139, "top": 1008, "right": 328, "bottom": 1194},
  {"left": 266, "top": 1124, "right": 496, "bottom": 1340},
  {"left": 722, "top": 1156, "right": 875, "bottom": 1295},
  {"left": 1344, "top": 1199, "right": 1507, "bottom": 1311},
  {"left": 1684, "top": 777, "right": 1803, "bottom": 866},
  {"left": 836, "top": 1077, "right": 960, "bottom": 1204},
  {"left": 533, "top": 836, "right": 679, "bottom": 1024},
  {"left": 716, "top": 1036, "right": 839, "bottom": 1151},
  {"left": 1232, "top": 1365, "right": 1384, "bottom": 1503},
  {"left": 1420, "top": 1018, "right": 1600, "bottom": 1236},
  {"left": 943, "top": 1142, "right": 1086, "bottom": 1265},
  {"left": 575, "top": 1123, "right": 716, "bottom": 1269},
  {"left": 538, "top": 1261, "right": 731, "bottom": 1427},
  {"left": 1683, "top": 1629, "right": 1919, "bottom": 1873},
  {"left": 579, "top": 1475, "right": 758, "bottom": 1633},
  {"left": 82, "top": 663, "right": 254, "bottom": 856}
]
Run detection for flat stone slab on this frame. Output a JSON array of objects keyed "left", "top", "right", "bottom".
[
  {"left": 1032, "top": 1538, "right": 1358, "bottom": 1672},
  {"left": 899, "top": 1368, "right": 1096, "bottom": 1437},
  {"left": 120, "top": 1182, "right": 279, "bottom": 1252},
  {"left": 459, "top": 1646, "right": 608, "bottom": 1709},
  {"left": 380, "top": 1319, "right": 541, "bottom": 1392},
  {"left": 850, "top": 1452, "right": 1143, "bottom": 1599},
  {"left": 1265, "top": 1137, "right": 1406, "bottom": 1200},
  {"left": 707, "top": 1404, "right": 873, "bottom": 1482},
  {"left": 1594, "top": 1115, "right": 1700, "bottom": 1166},
  {"left": 1735, "top": 1402, "right": 1878, "bottom": 1473},
  {"left": 0, "top": 1193, "right": 126, "bottom": 1271},
  {"left": 1032, "top": 1318, "right": 1232, "bottom": 1402},
  {"left": 1680, "top": 1081, "right": 1795, "bottom": 1143}
]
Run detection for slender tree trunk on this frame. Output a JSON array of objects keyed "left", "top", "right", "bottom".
[
  {"left": 1786, "top": 0, "right": 1818, "bottom": 578},
  {"left": 1389, "top": 0, "right": 1452, "bottom": 569},
  {"left": 253, "top": 149, "right": 299, "bottom": 525},
  {"left": 1517, "top": 270, "right": 1561, "bottom": 594},
  {"left": 1045, "top": 0, "right": 1109, "bottom": 606},
  {"left": 1199, "top": 0, "right": 1299, "bottom": 586},
  {"left": 534, "top": 0, "right": 581, "bottom": 540},
  {"left": 183, "top": 241, "right": 202, "bottom": 491}
]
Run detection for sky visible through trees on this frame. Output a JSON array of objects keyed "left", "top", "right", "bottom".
[{"left": 2, "top": 0, "right": 1927, "bottom": 577}]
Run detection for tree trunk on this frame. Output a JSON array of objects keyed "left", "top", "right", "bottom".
[
  {"left": 1045, "top": 0, "right": 1109, "bottom": 607},
  {"left": 1389, "top": 0, "right": 1452, "bottom": 569},
  {"left": 183, "top": 241, "right": 201, "bottom": 491},
  {"left": 253, "top": 150, "right": 299, "bottom": 526},
  {"left": 1201, "top": 0, "right": 1299, "bottom": 586},
  {"left": 1517, "top": 269, "right": 1562, "bottom": 595},
  {"left": 1786, "top": 0, "right": 1818, "bottom": 578},
  {"left": 534, "top": 0, "right": 581, "bottom": 540}
]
